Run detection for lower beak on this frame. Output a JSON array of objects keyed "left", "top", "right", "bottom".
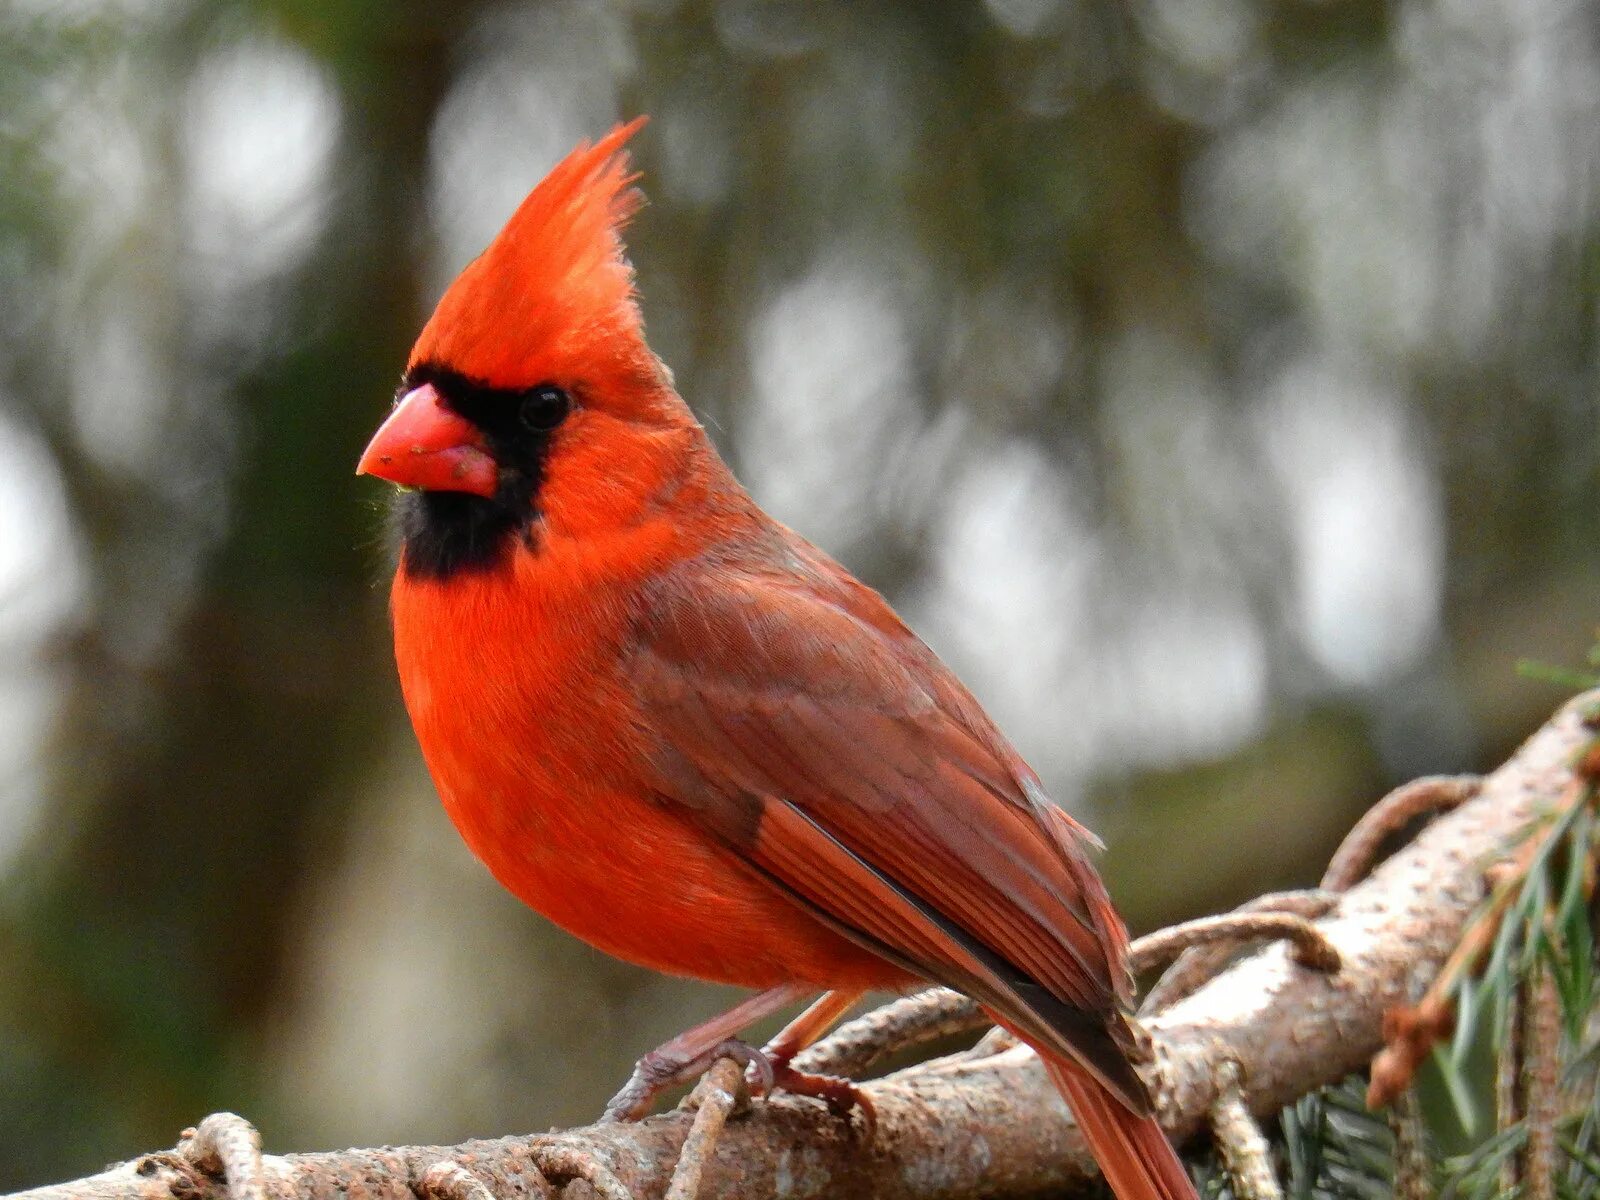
[{"left": 357, "top": 383, "right": 498, "bottom": 498}]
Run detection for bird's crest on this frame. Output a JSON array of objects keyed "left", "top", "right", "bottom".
[{"left": 409, "top": 118, "right": 648, "bottom": 386}]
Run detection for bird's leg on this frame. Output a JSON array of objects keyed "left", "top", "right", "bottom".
[
  {"left": 754, "top": 989, "right": 876, "bottom": 1131},
  {"left": 654, "top": 996, "right": 867, "bottom": 1200},
  {"left": 601, "top": 983, "right": 809, "bottom": 1122},
  {"left": 762, "top": 988, "right": 863, "bottom": 1063}
]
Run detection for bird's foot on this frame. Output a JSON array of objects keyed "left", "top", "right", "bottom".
[
  {"left": 758, "top": 1058, "right": 877, "bottom": 1137},
  {"left": 602, "top": 1039, "right": 772, "bottom": 1124},
  {"left": 602, "top": 1038, "right": 873, "bottom": 1137}
]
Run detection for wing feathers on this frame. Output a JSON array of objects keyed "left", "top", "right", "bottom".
[{"left": 634, "top": 558, "right": 1148, "bottom": 1110}]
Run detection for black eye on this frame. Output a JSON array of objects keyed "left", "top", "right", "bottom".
[{"left": 519, "top": 385, "right": 570, "bottom": 433}]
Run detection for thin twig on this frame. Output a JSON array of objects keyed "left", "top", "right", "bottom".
[
  {"left": 1209, "top": 1062, "right": 1281, "bottom": 1200},
  {"left": 796, "top": 988, "right": 984, "bottom": 1078},
  {"left": 1521, "top": 969, "right": 1563, "bottom": 1200},
  {"left": 1322, "top": 776, "right": 1480, "bottom": 892},
  {"left": 1139, "top": 891, "right": 1340, "bottom": 1014},
  {"left": 417, "top": 1163, "right": 499, "bottom": 1200},
  {"left": 967, "top": 1026, "right": 1018, "bottom": 1057},
  {"left": 664, "top": 1059, "right": 746, "bottom": 1200},
  {"left": 177, "top": 1114, "right": 265, "bottom": 1200},
  {"left": 531, "top": 1144, "right": 635, "bottom": 1200},
  {"left": 800, "top": 902, "right": 1344, "bottom": 1078},
  {"left": 1133, "top": 911, "right": 1340, "bottom": 978},
  {"left": 1498, "top": 979, "right": 1524, "bottom": 1197},
  {"left": 804, "top": 898, "right": 1347, "bottom": 1077},
  {"left": 1388, "top": 1088, "right": 1433, "bottom": 1200}
]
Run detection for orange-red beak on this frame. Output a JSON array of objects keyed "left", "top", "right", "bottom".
[{"left": 357, "top": 384, "right": 499, "bottom": 498}]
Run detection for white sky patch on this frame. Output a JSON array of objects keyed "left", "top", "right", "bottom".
[
  {"left": 1099, "top": 325, "right": 1266, "bottom": 575},
  {"left": 0, "top": 410, "right": 87, "bottom": 878},
  {"left": 69, "top": 305, "right": 172, "bottom": 477},
  {"left": 653, "top": 102, "right": 735, "bottom": 210},
  {"left": 1192, "top": 0, "right": 1600, "bottom": 361},
  {"left": 912, "top": 441, "right": 1099, "bottom": 791},
  {"left": 181, "top": 32, "right": 341, "bottom": 302},
  {"left": 1256, "top": 354, "right": 1443, "bottom": 688},
  {"left": 1088, "top": 586, "right": 1269, "bottom": 771},
  {"left": 1195, "top": 77, "right": 1441, "bottom": 357},
  {"left": 32, "top": 20, "right": 241, "bottom": 668},
  {"left": 39, "top": 60, "right": 153, "bottom": 256},
  {"left": 1055, "top": 325, "right": 1272, "bottom": 773},
  {"left": 1136, "top": 0, "right": 1259, "bottom": 77},
  {"left": 982, "top": 0, "right": 1063, "bottom": 39},
  {"left": 915, "top": 421, "right": 1268, "bottom": 794},
  {"left": 36, "top": 54, "right": 172, "bottom": 477},
  {"left": 5, "top": 0, "right": 174, "bottom": 23},
  {"left": 0, "top": 416, "right": 85, "bottom": 651},
  {"left": 743, "top": 250, "right": 919, "bottom": 554}
]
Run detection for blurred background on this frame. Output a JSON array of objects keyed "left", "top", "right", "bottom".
[{"left": 0, "top": 0, "right": 1596, "bottom": 1189}]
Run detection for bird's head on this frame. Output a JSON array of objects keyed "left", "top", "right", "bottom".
[{"left": 359, "top": 118, "right": 700, "bottom": 580}]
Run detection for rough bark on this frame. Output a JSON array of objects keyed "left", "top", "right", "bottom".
[{"left": 13, "top": 690, "right": 1597, "bottom": 1200}]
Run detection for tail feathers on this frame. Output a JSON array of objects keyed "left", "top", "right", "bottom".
[{"left": 1045, "top": 1056, "right": 1198, "bottom": 1200}]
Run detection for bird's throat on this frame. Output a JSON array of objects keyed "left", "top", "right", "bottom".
[{"left": 395, "top": 488, "right": 533, "bottom": 581}]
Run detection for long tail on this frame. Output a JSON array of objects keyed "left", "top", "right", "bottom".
[{"left": 1044, "top": 1055, "right": 1198, "bottom": 1200}]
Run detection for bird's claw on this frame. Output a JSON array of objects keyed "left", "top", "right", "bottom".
[
  {"left": 602, "top": 1038, "right": 874, "bottom": 1138},
  {"left": 754, "top": 1058, "right": 876, "bottom": 1137},
  {"left": 602, "top": 1038, "right": 768, "bottom": 1123}
]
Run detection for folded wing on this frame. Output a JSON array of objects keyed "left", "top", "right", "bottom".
[{"left": 632, "top": 552, "right": 1150, "bottom": 1111}]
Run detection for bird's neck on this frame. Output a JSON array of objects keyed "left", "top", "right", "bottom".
[{"left": 540, "top": 408, "right": 757, "bottom": 548}]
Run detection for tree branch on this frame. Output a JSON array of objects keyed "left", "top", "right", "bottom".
[{"left": 14, "top": 690, "right": 1598, "bottom": 1200}]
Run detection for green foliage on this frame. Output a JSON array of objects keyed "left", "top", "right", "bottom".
[
  {"left": 1440, "top": 1124, "right": 1525, "bottom": 1200},
  {"left": 1191, "top": 1077, "right": 1402, "bottom": 1200},
  {"left": 1242, "top": 751, "right": 1599, "bottom": 1200},
  {"left": 1562, "top": 1068, "right": 1600, "bottom": 1200},
  {"left": 1518, "top": 633, "right": 1600, "bottom": 693},
  {"left": 1281, "top": 1078, "right": 1399, "bottom": 1200}
]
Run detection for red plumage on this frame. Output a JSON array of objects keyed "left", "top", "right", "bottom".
[{"left": 360, "top": 120, "right": 1196, "bottom": 1200}]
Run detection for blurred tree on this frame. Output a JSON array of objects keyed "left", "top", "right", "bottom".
[
  {"left": 0, "top": 0, "right": 488, "bottom": 1180},
  {"left": 0, "top": 0, "right": 1593, "bottom": 1189}
]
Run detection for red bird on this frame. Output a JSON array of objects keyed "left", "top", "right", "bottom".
[{"left": 358, "top": 120, "right": 1196, "bottom": 1200}]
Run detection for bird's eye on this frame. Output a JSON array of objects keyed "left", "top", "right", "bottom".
[{"left": 519, "top": 385, "right": 570, "bottom": 433}]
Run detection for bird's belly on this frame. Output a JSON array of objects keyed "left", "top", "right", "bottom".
[
  {"left": 439, "top": 770, "right": 896, "bottom": 990},
  {"left": 390, "top": 564, "right": 904, "bottom": 993}
]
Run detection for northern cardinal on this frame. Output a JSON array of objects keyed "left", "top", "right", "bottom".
[{"left": 358, "top": 120, "right": 1196, "bottom": 1200}]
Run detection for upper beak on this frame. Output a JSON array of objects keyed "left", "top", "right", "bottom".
[{"left": 357, "top": 383, "right": 499, "bottom": 498}]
